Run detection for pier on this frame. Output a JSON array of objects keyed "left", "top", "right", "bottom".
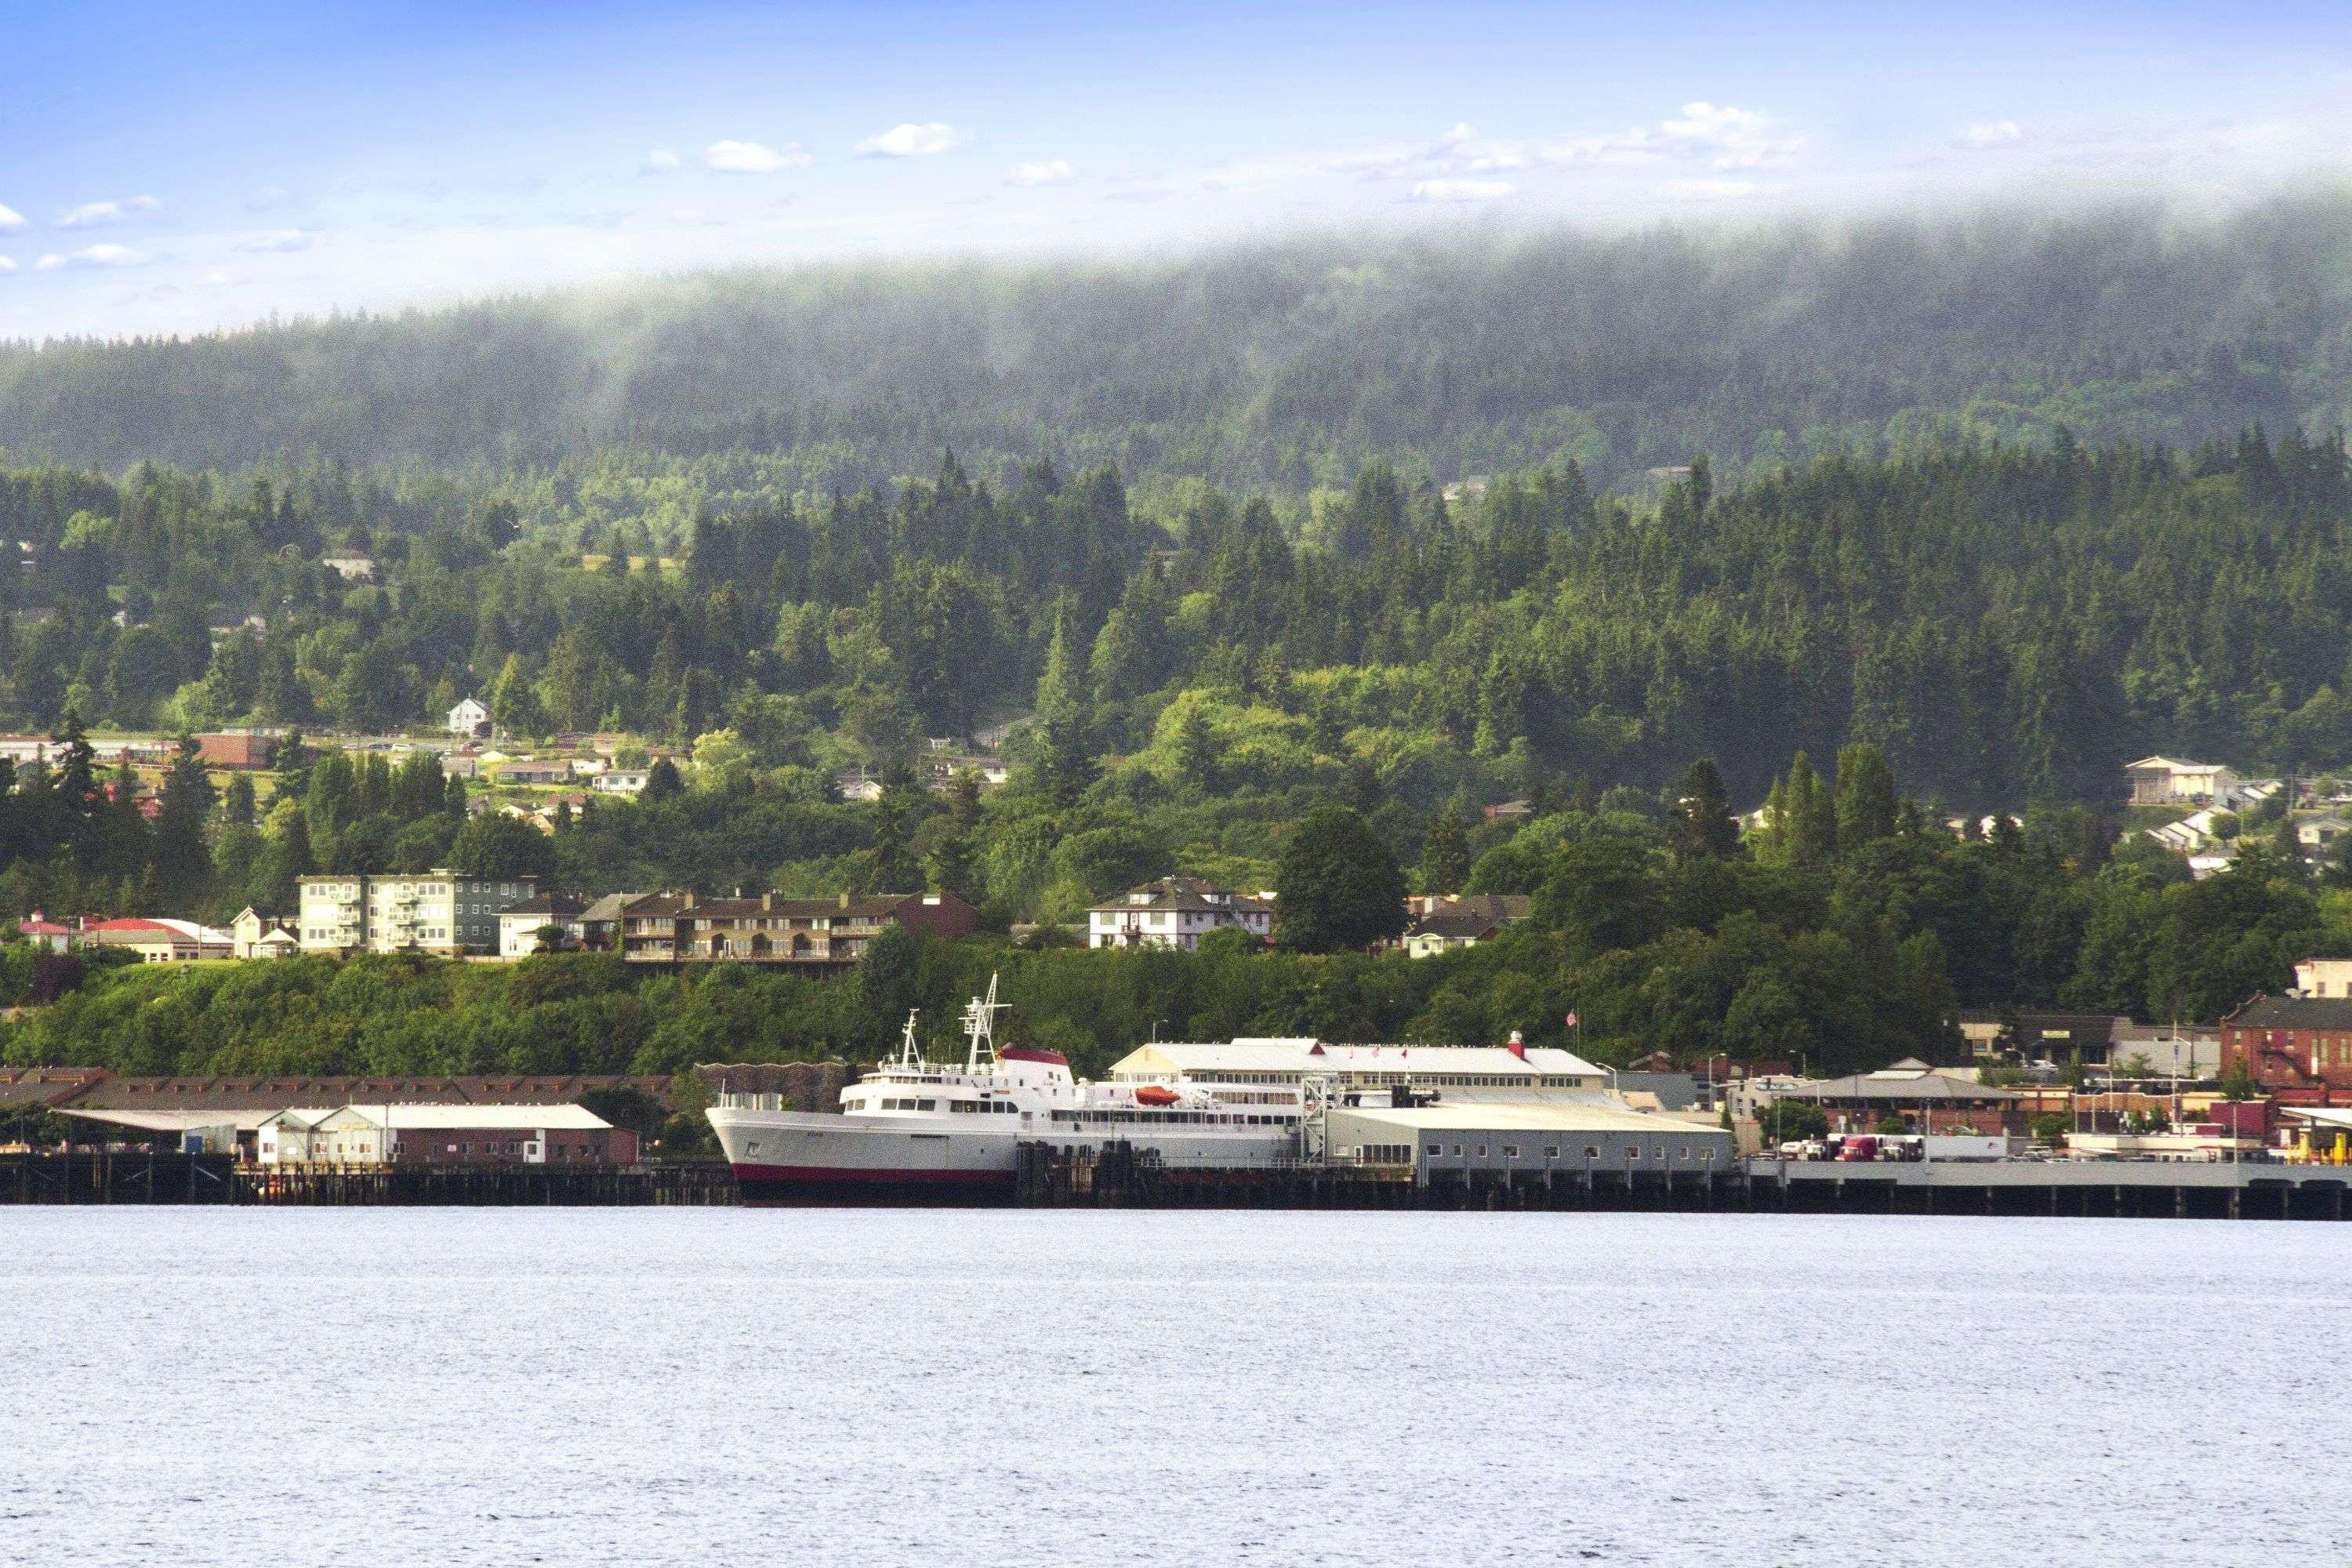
[
  {"left": 0, "top": 1151, "right": 738, "bottom": 1206},
  {"left": 1011, "top": 1142, "right": 2352, "bottom": 1218}
]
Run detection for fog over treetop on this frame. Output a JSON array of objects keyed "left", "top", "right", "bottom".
[{"left": 2, "top": 194, "right": 2347, "bottom": 491}]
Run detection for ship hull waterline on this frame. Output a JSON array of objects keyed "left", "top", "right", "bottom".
[{"left": 728, "top": 1161, "right": 1020, "bottom": 1207}]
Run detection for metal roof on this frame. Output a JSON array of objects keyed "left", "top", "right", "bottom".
[
  {"left": 1115, "top": 1040, "right": 1606, "bottom": 1078},
  {"left": 321, "top": 1103, "right": 616, "bottom": 1131},
  {"left": 1794, "top": 1070, "right": 2025, "bottom": 1102},
  {"left": 67, "top": 1073, "right": 669, "bottom": 1111},
  {"left": 58, "top": 1106, "right": 318, "bottom": 1134},
  {"left": 1331, "top": 1102, "right": 1729, "bottom": 1135}
]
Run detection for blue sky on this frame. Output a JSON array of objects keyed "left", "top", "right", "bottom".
[{"left": 2, "top": 1, "right": 2348, "bottom": 338}]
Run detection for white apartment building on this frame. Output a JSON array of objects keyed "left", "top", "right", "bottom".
[
  {"left": 297, "top": 869, "right": 539, "bottom": 955},
  {"left": 1086, "top": 876, "right": 1273, "bottom": 951}
]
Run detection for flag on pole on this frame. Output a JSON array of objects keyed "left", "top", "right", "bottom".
[{"left": 1564, "top": 1011, "right": 1578, "bottom": 1029}]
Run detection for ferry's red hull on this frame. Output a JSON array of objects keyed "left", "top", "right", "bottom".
[{"left": 729, "top": 1161, "right": 1018, "bottom": 1207}]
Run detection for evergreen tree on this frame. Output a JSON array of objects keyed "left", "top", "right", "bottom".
[
  {"left": 489, "top": 652, "right": 545, "bottom": 739},
  {"left": 1032, "top": 608, "right": 1095, "bottom": 808},
  {"left": 1421, "top": 794, "right": 1472, "bottom": 893},
  {"left": 150, "top": 735, "right": 215, "bottom": 905},
  {"left": 1833, "top": 743, "right": 1899, "bottom": 853},
  {"left": 641, "top": 757, "right": 684, "bottom": 802},
  {"left": 862, "top": 762, "right": 927, "bottom": 891},
  {"left": 1665, "top": 757, "right": 1741, "bottom": 866},
  {"left": 1174, "top": 699, "right": 1221, "bottom": 794},
  {"left": 222, "top": 772, "right": 257, "bottom": 828},
  {"left": 929, "top": 769, "right": 983, "bottom": 902}
]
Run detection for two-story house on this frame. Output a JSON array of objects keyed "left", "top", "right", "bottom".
[{"left": 1086, "top": 877, "right": 1273, "bottom": 951}]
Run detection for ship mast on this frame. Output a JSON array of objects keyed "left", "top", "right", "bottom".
[
  {"left": 963, "top": 973, "right": 1006, "bottom": 1074},
  {"left": 891, "top": 1008, "right": 923, "bottom": 1070}
]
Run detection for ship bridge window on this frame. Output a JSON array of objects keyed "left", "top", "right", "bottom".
[{"left": 916, "top": 1099, "right": 937, "bottom": 1112}]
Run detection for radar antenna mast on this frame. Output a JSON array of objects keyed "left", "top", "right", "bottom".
[
  {"left": 890, "top": 1007, "right": 923, "bottom": 1070},
  {"left": 963, "top": 973, "right": 1007, "bottom": 1073}
]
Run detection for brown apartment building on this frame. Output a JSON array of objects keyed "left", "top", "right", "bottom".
[{"left": 619, "top": 890, "right": 978, "bottom": 965}]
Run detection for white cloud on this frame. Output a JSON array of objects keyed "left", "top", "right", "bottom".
[
  {"left": 641, "top": 148, "right": 682, "bottom": 173},
  {"left": 37, "top": 243, "right": 148, "bottom": 269},
  {"left": 0, "top": 203, "right": 23, "bottom": 233},
  {"left": 234, "top": 230, "right": 311, "bottom": 252},
  {"left": 1428, "top": 104, "right": 1800, "bottom": 176},
  {"left": 1410, "top": 177, "right": 1513, "bottom": 202},
  {"left": 0, "top": 256, "right": 15, "bottom": 274},
  {"left": 1666, "top": 177, "right": 1759, "bottom": 199},
  {"left": 248, "top": 185, "right": 290, "bottom": 210},
  {"left": 1430, "top": 124, "right": 1527, "bottom": 172},
  {"left": 60, "top": 195, "right": 161, "bottom": 228},
  {"left": 1007, "top": 158, "right": 1075, "bottom": 186},
  {"left": 1658, "top": 103, "right": 1797, "bottom": 169},
  {"left": 1962, "top": 120, "right": 2024, "bottom": 147},
  {"left": 702, "top": 139, "right": 811, "bottom": 174},
  {"left": 204, "top": 270, "right": 230, "bottom": 286},
  {"left": 856, "top": 122, "right": 968, "bottom": 158}
]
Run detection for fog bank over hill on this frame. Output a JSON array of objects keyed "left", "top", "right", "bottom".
[{"left": 2, "top": 194, "right": 2348, "bottom": 492}]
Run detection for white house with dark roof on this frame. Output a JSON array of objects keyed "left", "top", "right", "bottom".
[
  {"left": 1087, "top": 877, "right": 1272, "bottom": 951},
  {"left": 2126, "top": 757, "right": 2238, "bottom": 806}
]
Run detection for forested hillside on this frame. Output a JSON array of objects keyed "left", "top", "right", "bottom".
[
  {"left": 3, "top": 195, "right": 2349, "bottom": 492},
  {"left": 5, "top": 198, "right": 2352, "bottom": 1069},
  {"left": 2, "top": 430, "right": 2348, "bottom": 824}
]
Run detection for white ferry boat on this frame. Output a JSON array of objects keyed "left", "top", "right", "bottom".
[{"left": 706, "top": 978, "right": 1301, "bottom": 1204}]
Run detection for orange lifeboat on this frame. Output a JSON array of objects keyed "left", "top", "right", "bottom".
[{"left": 1133, "top": 1084, "right": 1182, "bottom": 1107}]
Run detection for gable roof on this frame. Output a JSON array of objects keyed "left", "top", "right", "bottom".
[
  {"left": 1088, "top": 876, "right": 1271, "bottom": 916},
  {"left": 1406, "top": 909, "right": 1517, "bottom": 942},
  {"left": 500, "top": 892, "right": 591, "bottom": 920},
  {"left": 1795, "top": 1070, "right": 2025, "bottom": 1102},
  {"left": 2223, "top": 993, "right": 2352, "bottom": 1030}
]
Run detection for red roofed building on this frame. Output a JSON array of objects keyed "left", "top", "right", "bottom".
[
  {"left": 78, "top": 918, "right": 234, "bottom": 962},
  {"left": 16, "top": 913, "right": 72, "bottom": 953}
]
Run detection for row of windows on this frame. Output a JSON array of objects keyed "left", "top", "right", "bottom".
[
  {"left": 1422, "top": 1141, "right": 1719, "bottom": 1163},
  {"left": 1051, "top": 1111, "right": 1298, "bottom": 1126},
  {"left": 947, "top": 1100, "right": 1021, "bottom": 1114}
]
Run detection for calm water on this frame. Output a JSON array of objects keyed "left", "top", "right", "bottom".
[{"left": 2, "top": 1208, "right": 2347, "bottom": 1566}]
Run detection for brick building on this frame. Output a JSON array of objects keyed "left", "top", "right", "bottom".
[
  {"left": 194, "top": 732, "right": 277, "bottom": 770},
  {"left": 2219, "top": 995, "right": 2352, "bottom": 1102},
  {"left": 620, "top": 890, "right": 977, "bottom": 965}
]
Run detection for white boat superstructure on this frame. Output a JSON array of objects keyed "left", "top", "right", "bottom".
[{"left": 710, "top": 976, "right": 1301, "bottom": 1203}]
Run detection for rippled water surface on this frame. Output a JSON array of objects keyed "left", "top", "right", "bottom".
[{"left": 4, "top": 1208, "right": 2348, "bottom": 1566}]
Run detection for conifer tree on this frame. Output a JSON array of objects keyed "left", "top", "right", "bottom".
[
  {"left": 1421, "top": 794, "right": 1472, "bottom": 893},
  {"left": 1833, "top": 743, "right": 1899, "bottom": 851},
  {"left": 1033, "top": 608, "right": 1094, "bottom": 808},
  {"left": 1666, "top": 757, "right": 1742, "bottom": 865}
]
